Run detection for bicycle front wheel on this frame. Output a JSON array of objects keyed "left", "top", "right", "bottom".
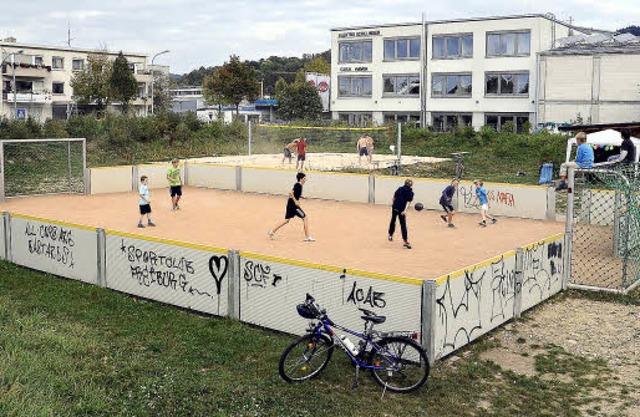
[
  {"left": 369, "top": 336, "right": 429, "bottom": 393},
  {"left": 279, "top": 333, "right": 334, "bottom": 382}
]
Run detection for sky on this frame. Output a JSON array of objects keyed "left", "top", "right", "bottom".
[{"left": 0, "top": 0, "right": 638, "bottom": 74}]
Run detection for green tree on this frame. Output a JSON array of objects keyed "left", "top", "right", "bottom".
[
  {"left": 152, "top": 71, "right": 173, "bottom": 113},
  {"left": 277, "top": 81, "right": 323, "bottom": 121},
  {"left": 202, "top": 67, "right": 231, "bottom": 117},
  {"left": 206, "top": 55, "right": 259, "bottom": 115},
  {"left": 274, "top": 77, "right": 287, "bottom": 102},
  {"left": 303, "top": 55, "right": 330, "bottom": 74},
  {"left": 70, "top": 53, "right": 113, "bottom": 113},
  {"left": 110, "top": 52, "right": 139, "bottom": 114}
]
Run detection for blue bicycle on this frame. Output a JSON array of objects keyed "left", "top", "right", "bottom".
[{"left": 278, "top": 294, "right": 429, "bottom": 393}]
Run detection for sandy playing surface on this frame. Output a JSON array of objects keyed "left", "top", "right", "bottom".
[
  {"left": 187, "top": 153, "right": 446, "bottom": 171},
  {"left": 0, "top": 187, "right": 563, "bottom": 280}
]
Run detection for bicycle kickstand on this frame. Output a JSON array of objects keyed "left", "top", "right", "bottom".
[{"left": 351, "top": 365, "right": 360, "bottom": 389}]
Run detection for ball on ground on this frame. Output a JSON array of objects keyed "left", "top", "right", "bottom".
[{"left": 414, "top": 202, "right": 424, "bottom": 211}]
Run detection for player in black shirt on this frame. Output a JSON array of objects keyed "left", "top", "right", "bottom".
[
  {"left": 388, "top": 179, "right": 414, "bottom": 249},
  {"left": 268, "top": 172, "right": 316, "bottom": 242}
]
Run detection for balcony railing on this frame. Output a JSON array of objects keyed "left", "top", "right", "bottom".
[{"left": 2, "top": 91, "right": 52, "bottom": 103}]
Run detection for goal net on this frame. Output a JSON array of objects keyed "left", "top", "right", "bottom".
[
  {"left": 0, "top": 138, "right": 87, "bottom": 200},
  {"left": 251, "top": 124, "right": 392, "bottom": 155}
]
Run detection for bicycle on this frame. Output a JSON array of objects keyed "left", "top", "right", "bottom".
[
  {"left": 278, "top": 294, "right": 429, "bottom": 395},
  {"left": 451, "top": 152, "right": 468, "bottom": 179}
]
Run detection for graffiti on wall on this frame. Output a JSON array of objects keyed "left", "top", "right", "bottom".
[
  {"left": 243, "top": 260, "right": 283, "bottom": 288},
  {"left": 25, "top": 222, "right": 76, "bottom": 269},
  {"left": 459, "top": 185, "right": 516, "bottom": 209},
  {"left": 436, "top": 256, "right": 517, "bottom": 353},
  {"left": 119, "top": 239, "right": 227, "bottom": 299},
  {"left": 521, "top": 240, "right": 563, "bottom": 303}
]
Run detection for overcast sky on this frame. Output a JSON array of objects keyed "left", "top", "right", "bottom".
[{"left": 1, "top": 0, "right": 638, "bottom": 74}]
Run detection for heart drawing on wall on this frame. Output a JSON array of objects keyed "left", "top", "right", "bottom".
[{"left": 209, "top": 255, "right": 228, "bottom": 295}]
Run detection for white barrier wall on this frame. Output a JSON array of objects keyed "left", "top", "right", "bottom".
[
  {"left": 238, "top": 252, "right": 423, "bottom": 338},
  {"left": 433, "top": 251, "right": 518, "bottom": 359},
  {"left": 138, "top": 164, "right": 172, "bottom": 190},
  {"left": 188, "top": 163, "right": 237, "bottom": 190},
  {"left": 374, "top": 176, "right": 450, "bottom": 210},
  {"left": 242, "top": 167, "right": 298, "bottom": 196},
  {"left": 304, "top": 172, "right": 369, "bottom": 203},
  {"left": 520, "top": 234, "right": 565, "bottom": 312},
  {"left": 9, "top": 214, "right": 99, "bottom": 284},
  {"left": 457, "top": 181, "right": 549, "bottom": 220},
  {"left": 90, "top": 166, "right": 134, "bottom": 194},
  {"left": 105, "top": 231, "right": 229, "bottom": 316}
]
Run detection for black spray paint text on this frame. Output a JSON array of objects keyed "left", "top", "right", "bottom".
[
  {"left": 25, "top": 222, "right": 75, "bottom": 268},
  {"left": 346, "top": 281, "right": 386, "bottom": 308}
]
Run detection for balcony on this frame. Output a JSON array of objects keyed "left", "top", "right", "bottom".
[
  {"left": 2, "top": 63, "right": 52, "bottom": 78},
  {"left": 2, "top": 91, "right": 52, "bottom": 103}
]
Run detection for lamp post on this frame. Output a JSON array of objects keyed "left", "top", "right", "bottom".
[
  {"left": 1, "top": 48, "right": 23, "bottom": 119},
  {"left": 150, "top": 50, "right": 169, "bottom": 115}
]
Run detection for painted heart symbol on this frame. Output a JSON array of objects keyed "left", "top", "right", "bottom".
[{"left": 209, "top": 255, "right": 228, "bottom": 295}]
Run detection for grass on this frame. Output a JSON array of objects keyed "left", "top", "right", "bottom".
[{"left": 1, "top": 261, "right": 638, "bottom": 417}]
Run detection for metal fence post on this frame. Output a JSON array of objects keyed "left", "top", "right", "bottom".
[
  {"left": 96, "top": 228, "right": 106, "bottom": 287},
  {"left": 0, "top": 140, "right": 5, "bottom": 202},
  {"left": 368, "top": 171, "right": 375, "bottom": 204},
  {"left": 2, "top": 212, "right": 9, "bottom": 260},
  {"left": 236, "top": 166, "right": 242, "bottom": 192},
  {"left": 514, "top": 248, "right": 524, "bottom": 318},
  {"left": 227, "top": 249, "right": 241, "bottom": 320},
  {"left": 421, "top": 280, "right": 437, "bottom": 366},
  {"left": 563, "top": 167, "right": 575, "bottom": 289},
  {"left": 132, "top": 165, "right": 139, "bottom": 192},
  {"left": 248, "top": 121, "right": 252, "bottom": 156},
  {"left": 183, "top": 160, "right": 189, "bottom": 186}
]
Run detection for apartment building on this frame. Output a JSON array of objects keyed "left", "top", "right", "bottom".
[
  {"left": 1, "top": 39, "right": 153, "bottom": 121},
  {"left": 330, "top": 14, "right": 600, "bottom": 131}
]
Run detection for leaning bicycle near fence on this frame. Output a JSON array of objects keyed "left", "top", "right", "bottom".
[{"left": 278, "top": 294, "right": 429, "bottom": 394}]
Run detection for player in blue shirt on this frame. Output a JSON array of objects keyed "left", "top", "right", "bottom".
[
  {"left": 557, "top": 132, "right": 594, "bottom": 191},
  {"left": 439, "top": 179, "right": 459, "bottom": 228},
  {"left": 474, "top": 180, "right": 497, "bottom": 227}
]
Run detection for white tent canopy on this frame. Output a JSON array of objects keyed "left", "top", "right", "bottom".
[{"left": 565, "top": 129, "right": 640, "bottom": 163}]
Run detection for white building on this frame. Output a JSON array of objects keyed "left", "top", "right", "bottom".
[
  {"left": 538, "top": 33, "right": 640, "bottom": 126},
  {"left": 1, "top": 38, "right": 155, "bottom": 121},
  {"left": 171, "top": 86, "right": 205, "bottom": 113},
  {"left": 330, "top": 14, "right": 603, "bottom": 131}
]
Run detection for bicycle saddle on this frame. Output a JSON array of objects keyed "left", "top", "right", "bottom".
[{"left": 359, "top": 308, "right": 386, "bottom": 324}]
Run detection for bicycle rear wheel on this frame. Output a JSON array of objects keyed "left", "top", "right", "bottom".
[
  {"left": 279, "top": 333, "right": 334, "bottom": 382},
  {"left": 369, "top": 336, "right": 429, "bottom": 393}
]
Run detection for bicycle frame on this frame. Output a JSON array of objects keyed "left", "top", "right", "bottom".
[{"left": 308, "top": 317, "right": 402, "bottom": 372}]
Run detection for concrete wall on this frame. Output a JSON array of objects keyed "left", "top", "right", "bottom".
[
  {"left": 188, "top": 163, "right": 237, "bottom": 190},
  {"left": 90, "top": 166, "right": 134, "bottom": 194}
]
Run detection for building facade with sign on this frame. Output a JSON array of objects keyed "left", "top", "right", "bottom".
[
  {"left": 1, "top": 39, "right": 153, "bottom": 121},
  {"left": 330, "top": 14, "right": 599, "bottom": 131}
]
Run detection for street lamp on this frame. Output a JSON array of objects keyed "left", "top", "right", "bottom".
[
  {"left": 0, "top": 48, "right": 24, "bottom": 119},
  {"left": 150, "top": 49, "right": 169, "bottom": 115}
]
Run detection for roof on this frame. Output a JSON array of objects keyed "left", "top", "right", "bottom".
[
  {"left": 542, "top": 32, "right": 640, "bottom": 55},
  {"left": 558, "top": 122, "right": 640, "bottom": 138},
  {"left": 331, "top": 13, "right": 607, "bottom": 34},
  {"left": 0, "top": 40, "right": 147, "bottom": 58}
]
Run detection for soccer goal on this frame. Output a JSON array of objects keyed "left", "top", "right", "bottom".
[{"left": 0, "top": 138, "right": 87, "bottom": 201}]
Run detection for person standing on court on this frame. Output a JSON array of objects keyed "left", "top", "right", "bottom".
[
  {"left": 282, "top": 137, "right": 300, "bottom": 166},
  {"left": 439, "top": 179, "right": 459, "bottom": 228},
  {"left": 556, "top": 132, "right": 594, "bottom": 191},
  {"left": 296, "top": 137, "right": 307, "bottom": 171},
  {"left": 474, "top": 180, "right": 497, "bottom": 227},
  {"left": 356, "top": 135, "right": 369, "bottom": 164},
  {"left": 388, "top": 179, "right": 414, "bottom": 249},
  {"left": 166, "top": 158, "right": 183, "bottom": 210},
  {"left": 268, "top": 172, "right": 315, "bottom": 242}
]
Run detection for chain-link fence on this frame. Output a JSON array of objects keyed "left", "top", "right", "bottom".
[
  {"left": 0, "top": 139, "right": 86, "bottom": 200},
  {"left": 567, "top": 164, "right": 640, "bottom": 292}
]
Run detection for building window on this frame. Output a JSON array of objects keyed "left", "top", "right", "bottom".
[
  {"left": 338, "top": 76, "right": 372, "bottom": 97},
  {"left": 485, "top": 72, "right": 529, "bottom": 96},
  {"left": 486, "top": 31, "right": 530, "bottom": 57},
  {"left": 432, "top": 34, "right": 473, "bottom": 59},
  {"left": 383, "top": 74, "right": 420, "bottom": 96},
  {"left": 52, "top": 56, "right": 64, "bottom": 69},
  {"left": 485, "top": 114, "right": 530, "bottom": 132},
  {"left": 138, "top": 83, "right": 147, "bottom": 98},
  {"left": 338, "top": 112, "right": 373, "bottom": 127},
  {"left": 339, "top": 40, "right": 372, "bottom": 63},
  {"left": 432, "top": 113, "right": 473, "bottom": 132},
  {"left": 384, "top": 37, "right": 420, "bottom": 61},
  {"left": 72, "top": 59, "right": 84, "bottom": 71},
  {"left": 52, "top": 82, "right": 64, "bottom": 94},
  {"left": 431, "top": 73, "right": 472, "bottom": 97},
  {"left": 34, "top": 56, "right": 44, "bottom": 66}
]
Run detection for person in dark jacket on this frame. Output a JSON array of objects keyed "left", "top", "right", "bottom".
[{"left": 388, "top": 179, "right": 414, "bottom": 249}]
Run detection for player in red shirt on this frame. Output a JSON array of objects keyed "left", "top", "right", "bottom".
[{"left": 295, "top": 137, "right": 307, "bottom": 171}]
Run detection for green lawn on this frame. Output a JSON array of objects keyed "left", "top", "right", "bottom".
[{"left": 0, "top": 261, "right": 636, "bottom": 417}]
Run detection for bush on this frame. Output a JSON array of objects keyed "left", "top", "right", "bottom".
[
  {"left": 66, "top": 115, "right": 101, "bottom": 141},
  {"left": 43, "top": 119, "right": 68, "bottom": 138}
]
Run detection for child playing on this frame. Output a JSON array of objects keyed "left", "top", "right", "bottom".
[
  {"left": 474, "top": 180, "right": 497, "bottom": 227},
  {"left": 439, "top": 179, "right": 459, "bottom": 228},
  {"left": 268, "top": 172, "right": 315, "bottom": 242},
  {"left": 166, "top": 158, "right": 183, "bottom": 210},
  {"left": 138, "top": 176, "right": 156, "bottom": 228}
]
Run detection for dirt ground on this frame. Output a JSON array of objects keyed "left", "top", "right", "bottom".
[{"left": 0, "top": 186, "right": 562, "bottom": 280}]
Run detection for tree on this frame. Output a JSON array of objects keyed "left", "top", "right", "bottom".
[
  {"left": 202, "top": 55, "right": 259, "bottom": 115},
  {"left": 202, "top": 68, "right": 230, "bottom": 116},
  {"left": 151, "top": 71, "right": 174, "bottom": 114},
  {"left": 277, "top": 81, "right": 323, "bottom": 121},
  {"left": 70, "top": 53, "right": 113, "bottom": 113},
  {"left": 274, "top": 77, "right": 287, "bottom": 101},
  {"left": 110, "top": 52, "right": 139, "bottom": 114},
  {"left": 304, "top": 55, "right": 330, "bottom": 74},
  {"left": 618, "top": 25, "right": 640, "bottom": 36}
]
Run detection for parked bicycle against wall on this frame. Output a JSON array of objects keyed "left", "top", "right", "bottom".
[
  {"left": 278, "top": 294, "right": 429, "bottom": 395},
  {"left": 451, "top": 152, "right": 468, "bottom": 179}
]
